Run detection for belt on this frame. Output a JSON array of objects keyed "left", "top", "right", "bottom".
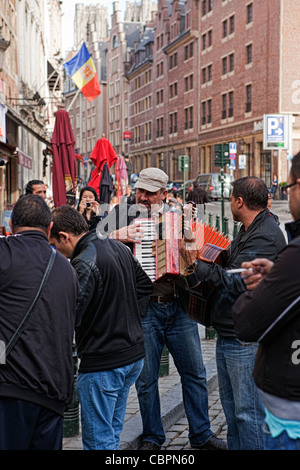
[{"left": 150, "top": 295, "right": 175, "bottom": 304}]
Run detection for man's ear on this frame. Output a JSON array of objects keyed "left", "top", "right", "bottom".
[
  {"left": 235, "top": 196, "right": 243, "bottom": 208},
  {"left": 162, "top": 189, "right": 168, "bottom": 201},
  {"left": 58, "top": 231, "right": 71, "bottom": 242},
  {"left": 46, "top": 221, "right": 53, "bottom": 238}
]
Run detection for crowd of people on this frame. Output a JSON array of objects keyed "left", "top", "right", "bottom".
[{"left": 0, "top": 155, "right": 300, "bottom": 451}]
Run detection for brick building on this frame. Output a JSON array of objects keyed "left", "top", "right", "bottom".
[{"left": 125, "top": 0, "right": 300, "bottom": 187}]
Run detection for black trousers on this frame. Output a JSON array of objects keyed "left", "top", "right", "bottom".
[{"left": 0, "top": 397, "right": 63, "bottom": 450}]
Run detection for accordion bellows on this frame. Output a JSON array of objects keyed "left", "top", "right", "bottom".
[{"left": 134, "top": 212, "right": 231, "bottom": 282}]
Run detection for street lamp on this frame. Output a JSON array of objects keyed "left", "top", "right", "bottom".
[{"left": 0, "top": 27, "right": 10, "bottom": 72}]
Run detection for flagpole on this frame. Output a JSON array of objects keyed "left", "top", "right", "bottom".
[{"left": 67, "top": 88, "right": 80, "bottom": 112}]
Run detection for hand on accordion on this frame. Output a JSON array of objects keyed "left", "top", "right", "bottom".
[
  {"left": 179, "top": 237, "right": 197, "bottom": 271},
  {"left": 110, "top": 221, "right": 144, "bottom": 244}
]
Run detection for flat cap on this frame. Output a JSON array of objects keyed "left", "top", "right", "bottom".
[{"left": 134, "top": 167, "right": 168, "bottom": 192}]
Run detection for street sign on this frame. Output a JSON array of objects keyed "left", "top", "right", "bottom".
[
  {"left": 263, "top": 114, "right": 289, "bottom": 150},
  {"left": 123, "top": 131, "right": 132, "bottom": 141},
  {"left": 238, "top": 154, "right": 247, "bottom": 170}
]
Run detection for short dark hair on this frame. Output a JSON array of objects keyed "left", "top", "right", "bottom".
[
  {"left": 51, "top": 205, "right": 89, "bottom": 241},
  {"left": 11, "top": 194, "right": 52, "bottom": 232},
  {"left": 25, "top": 180, "right": 44, "bottom": 195},
  {"left": 231, "top": 176, "right": 268, "bottom": 210},
  {"left": 290, "top": 151, "right": 300, "bottom": 182}
]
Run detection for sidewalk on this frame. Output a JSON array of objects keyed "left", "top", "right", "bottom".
[{"left": 63, "top": 333, "right": 220, "bottom": 451}]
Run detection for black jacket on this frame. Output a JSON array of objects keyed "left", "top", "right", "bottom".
[
  {"left": 186, "top": 209, "right": 286, "bottom": 336},
  {"left": 71, "top": 231, "right": 153, "bottom": 373},
  {"left": 232, "top": 218, "right": 300, "bottom": 401},
  {"left": 0, "top": 231, "right": 78, "bottom": 416}
]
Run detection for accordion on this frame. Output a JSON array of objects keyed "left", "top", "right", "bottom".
[{"left": 133, "top": 212, "right": 230, "bottom": 282}]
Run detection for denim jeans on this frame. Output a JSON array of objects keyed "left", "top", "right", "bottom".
[
  {"left": 76, "top": 359, "right": 144, "bottom": 450},
  {"left": 264, "top": 424, "right": 300, "bottom": 450},
  {"left": 216, "top": 336, "right": 265, "bottom": 450},
  {"left": 135, "top": 299, "right": 213, "bottom": 447}
]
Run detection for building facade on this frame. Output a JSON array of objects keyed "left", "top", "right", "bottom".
[
  {"left": 0, "top": 0, "right": 63, "bottom": 225},
  {"left": 124, "top": 0, "right": 300, "bottom": 188}
]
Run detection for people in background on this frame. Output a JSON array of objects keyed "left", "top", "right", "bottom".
[
  {"left": 77, "top": 186, "right": 105, "bottom": 231},
  {"left": 25, "top": 180, "right": 47, "bottom": 199}
]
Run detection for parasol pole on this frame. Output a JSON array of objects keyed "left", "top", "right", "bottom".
[{"left": 67, "top": 88, "right": 81, "bottom": 112}]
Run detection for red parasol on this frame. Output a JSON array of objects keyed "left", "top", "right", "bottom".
[
  {"left": 51, "top": 109, "right": 77, "bottom": 207},
  {"left": 88, "top": 136, "right": 118, "bottom": 197}
]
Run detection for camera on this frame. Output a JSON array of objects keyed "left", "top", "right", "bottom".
[{"left": 86, "top": 202, "right": 91, "bottom": 208}]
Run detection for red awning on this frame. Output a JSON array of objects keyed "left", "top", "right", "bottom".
[{"left": 75, "top": 153, "right": 83, "bottom": 161}]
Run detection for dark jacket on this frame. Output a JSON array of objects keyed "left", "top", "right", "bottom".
[
  {"left": 232, "top": 218, "right": 300, "bottom": 401},
  {"left": 0, "top": 231, "right": 78, "bottom": 416},
  {"left": 186, "top": 209, "right": 286, "bottom": 336},
  {"left": 186, "top": 187, "right": 209, "bottom": 205},
  {"left": 71, "top": 231, "right": 153, "bottom": 373}
]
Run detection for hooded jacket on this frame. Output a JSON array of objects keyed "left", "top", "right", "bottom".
[{"left": 71, "top": 231, "right": 153, "bottom": 373}]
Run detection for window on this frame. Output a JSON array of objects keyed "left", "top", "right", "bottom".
[
  {"left": 208, "top": 64, "right": 212, "bottom": 81},
  {"left": 228, "top": 91, "right": 233, "bottom": 117},
  {"left": 247, "top": 3, "right": 253, "bottom": 23},
  {"left": 170, "top": 81, "right": 178, "bottom": 97},
  {"left": 229, "top": 53, "right": 234, "bottom": 72},
  {"left": 157, "top": 61, "right": 163, "bottom": 77},
  {"left": 246, "top": 84, "right": 252, "bottom": 112},
  {"left": 223, "top": 19, "right": 228, "bottom": 38},
  {"left": 185, "top": 74, "right": 194, "bottom": 91},
  {"left": 246, "top": 43, "right": 252, "bottom": 64},
  {"left": 156, "top": 89, "right": 163, "bottom": 105},
  {"left": 185, "top": 42, "right": 194, "bottom": 60},
  {"left": 169, "top": 52, "right": 178, "bottom": 70},
  {"left": 156, "top": 117, "right": 164, "bottom": 137},
  {"left": 229, "top": 15, "right": 235, "bottom": 34},
  {"left": 222, "top": 94, "right": 227, "bottom": 119},
  {"left": 222, "top": 57, "right": 227, "bottom": 75},
  {"left": 208, "top": 29, "right": 212, "bottom": 47},
  {"left": 202, "top": 101, "right": 206, "bottom": 125},
  {"left": 184, "top": 106, "right": 193, "bottom": 129},
  {"left": 169, "top": 112, "right": 177, "bottom": 134},
  {"left": 207, "top": 99, "right": 212, "bottom": 123}
]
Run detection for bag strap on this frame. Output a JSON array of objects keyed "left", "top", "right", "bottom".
[{"left": 4, "top": 247, "right": 56, "bottom": 359}]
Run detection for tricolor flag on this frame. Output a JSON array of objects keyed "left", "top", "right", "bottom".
[{"left": 63, "top": 42, "right": 101, "bottom": 102}]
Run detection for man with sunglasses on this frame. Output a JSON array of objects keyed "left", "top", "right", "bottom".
[{"left": 233, "top": 151, "right": 300, "bottom": 450}]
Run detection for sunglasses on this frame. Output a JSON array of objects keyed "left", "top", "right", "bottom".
[{"left": 281, "top": 182, "right": 297, "bottom": 193}]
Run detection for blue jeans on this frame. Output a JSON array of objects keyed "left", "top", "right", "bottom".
[
  {"left": 76, "top": 359, "right": 143, "bottom": 450},
  {"left": 264, "top": 424, "right": 300, "bottom": 450},
  {"left": 216, "top": 336, "right": 265, "bottom": 450},
  {"left": 135, "top": 300, "right": 212, "bottom": 447}
]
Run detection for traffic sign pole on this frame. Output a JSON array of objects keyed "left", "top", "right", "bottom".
[{"left": 221, "top": 144, "right": 225, "bottom": 233}]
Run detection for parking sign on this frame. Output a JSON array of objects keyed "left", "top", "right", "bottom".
[{"left": 263, "top": 114, "right": 289, "bottom": 150}]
